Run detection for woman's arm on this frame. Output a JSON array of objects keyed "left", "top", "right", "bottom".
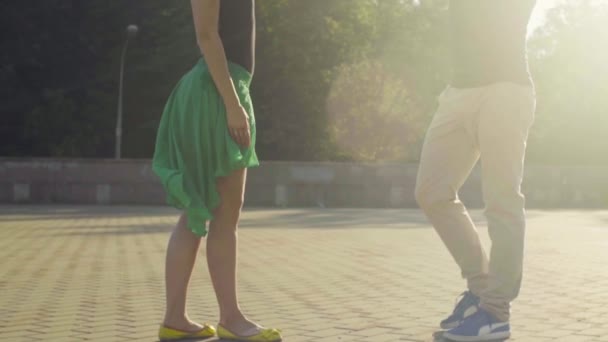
[{"left": 191, "top": 0, "right": 250, "bottom": 147}]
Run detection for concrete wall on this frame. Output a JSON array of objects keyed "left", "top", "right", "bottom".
[{"left": 1, "top": 158, "right": 607, "bottom": 208}]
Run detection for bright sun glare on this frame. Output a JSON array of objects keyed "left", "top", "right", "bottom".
[{"left": 529, "top": 0, "right": 559, "bottom": 32}]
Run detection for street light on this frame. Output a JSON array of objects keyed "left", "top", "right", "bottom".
[{"left": 115, "top": 24, "right": 139, "bottom": 159}]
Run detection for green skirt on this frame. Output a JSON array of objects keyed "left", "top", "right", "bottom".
[{"left": 152, "top": 59, "right": 259, "bottom": 237}]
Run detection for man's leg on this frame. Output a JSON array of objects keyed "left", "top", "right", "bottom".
[
  {"left": 442, "top": 84, "right": 535, "bottom": 341},
  {"left": 477, "top": 83, "right": 536, "bottom": 322},
  {"left": 415, "top": 88, "right": 488, "bottom": 297}
]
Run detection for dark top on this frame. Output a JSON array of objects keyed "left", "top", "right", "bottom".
[
  {"left": 219, "top": 0, "right": 256, "bottom": 74},
  {"left": 449, "top": 0, "right": 536, "bottom": 87}
]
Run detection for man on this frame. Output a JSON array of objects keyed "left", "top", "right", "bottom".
[{"left": 415, "top": 0, "right": 537, "bottom": 341}]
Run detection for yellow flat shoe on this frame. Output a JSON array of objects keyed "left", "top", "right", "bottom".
[
  {"left": 158, "top": 324, "right": 216, "bottom": 341},
  {"left": 217, "top": 324, "right": 282, "bottom": 342}
]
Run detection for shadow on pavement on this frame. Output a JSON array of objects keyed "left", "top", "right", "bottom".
[
  {"left": 1, "top": 205, "right": 543, "bottom": 237},
  {"left": 0, "top": 205, "right": 178, "bottom": 222}
]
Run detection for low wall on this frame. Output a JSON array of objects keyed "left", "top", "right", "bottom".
[{"left": 1, "top": 158, "right": 607, "bottom": 208}]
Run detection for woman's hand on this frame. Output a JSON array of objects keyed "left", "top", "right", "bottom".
[{"left": 226, "top": 103, "right": 251, "bottom": 147}]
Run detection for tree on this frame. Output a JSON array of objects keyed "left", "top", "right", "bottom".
[
  {"left": 326, "top": 0, "right": 448, "bottom": 161},
  {"left": 528, "top": 0, "right": 608, "bottom": 165},
  {"left": 255, "top": 0, "right": 447, "bottom": 161},
  {"left": 2, "top": 0, "right": 606, "bottom": 165}
]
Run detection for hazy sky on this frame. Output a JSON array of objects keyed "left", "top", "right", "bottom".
[
  {"left": 411, "top": 0, "right": 562, "bottom": 32},
  {"left": 530, "top": 0, "right": 559, "bottom": 30},
  {"left": 412, "top": 0, "right": 561, "bottom": 31}
]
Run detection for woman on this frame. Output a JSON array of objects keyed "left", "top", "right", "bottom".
[{"left": 153, "top": 0, "right": 281, "bottom": 341}]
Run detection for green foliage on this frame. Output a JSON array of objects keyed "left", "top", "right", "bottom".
[
  {"left": 527, "top": 0, "right": 608, "bottom": 165},
  {"left": 1, "top": 0, "right": 606, "bottom": 165},
  {"left": 238, "top": 0, "right": 446, "bottom": 161}
]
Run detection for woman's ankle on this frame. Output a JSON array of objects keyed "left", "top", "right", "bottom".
[
  {"left": 219, "top": 310, "right": 247, "bottom": 326},
  {"left": 163, "top": 314, "right": 191, "bottom": 328}
]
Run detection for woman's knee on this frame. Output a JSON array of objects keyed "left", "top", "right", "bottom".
[
  {"left": 174, "top": 213, "right": 201, "bottom": 239},
  {"left": 211, "top": 169, "right": 246, "bottom": 230},
  {"left": 212, "top": 199, "right": 243, "bottom": 230}
]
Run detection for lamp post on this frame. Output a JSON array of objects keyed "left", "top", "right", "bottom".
[{"left": 115, "top": 24, "right": 139, "bottom": 159}]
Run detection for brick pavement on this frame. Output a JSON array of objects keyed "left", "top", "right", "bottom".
[{"left": 1, "top": 206, "right": 608, "bottom": 342}]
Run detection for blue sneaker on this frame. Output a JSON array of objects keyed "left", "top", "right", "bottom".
[
  {"left": 440, "top": 291, "right": 480, "bottom": 329},
  {"left": 443, "top": 308, "right": 510, "bottom": 341}
]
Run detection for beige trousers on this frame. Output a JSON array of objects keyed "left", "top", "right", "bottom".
[{"left": 415, "top": 82, "right": 536, "bottom": 321}]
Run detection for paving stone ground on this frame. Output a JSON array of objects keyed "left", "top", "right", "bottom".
[{"left": 1, "top": 206, "right": 608, "bottom": 342}]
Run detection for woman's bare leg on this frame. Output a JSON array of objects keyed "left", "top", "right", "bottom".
[
  {"left": 163, "top": 213, "right": 205, "bottom": 331},
  {"left": 207, "top": 169, "right": 262, "bottom": 335}
]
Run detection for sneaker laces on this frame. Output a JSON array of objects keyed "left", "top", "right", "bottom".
[{"left": 450, "top": 291, "right": 478, "bottom": 317}]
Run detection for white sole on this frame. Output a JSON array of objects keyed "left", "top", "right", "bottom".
[{"left": 443, "top": 331, "right": 511, "bottom": 342}]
